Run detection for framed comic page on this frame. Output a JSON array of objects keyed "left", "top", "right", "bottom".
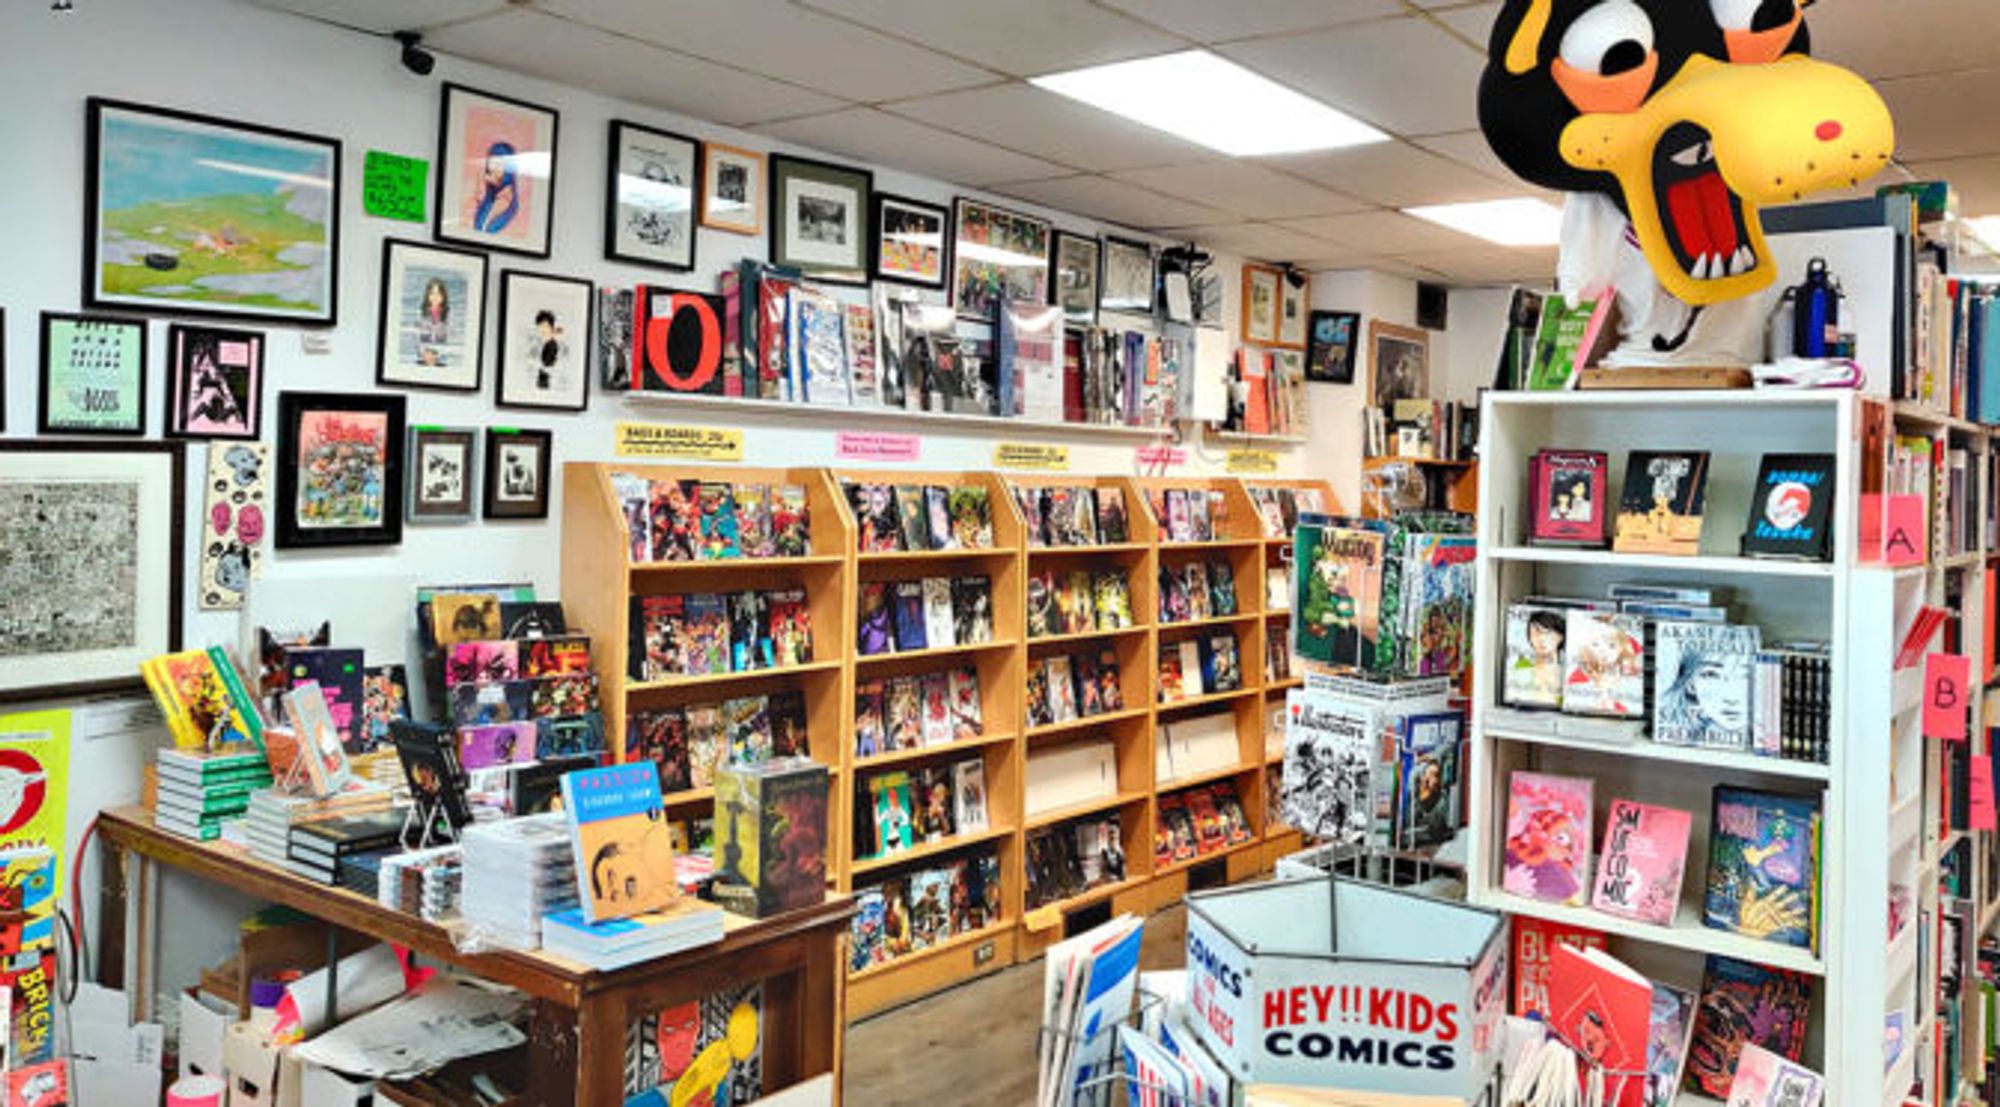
[{"left": 275, "top": 391, "right": 406, "bottom": 549}]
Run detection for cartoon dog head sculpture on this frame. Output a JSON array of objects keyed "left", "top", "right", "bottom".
[{"left": 1479, "top": 1, "right": 1894, "bottom": 306}]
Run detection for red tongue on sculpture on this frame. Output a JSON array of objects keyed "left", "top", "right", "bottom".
[{"left": 1665, "top": 170, "right": 1739, "bottom": 265}]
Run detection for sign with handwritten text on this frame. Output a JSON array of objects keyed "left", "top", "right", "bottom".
[
  {"left": 1226, "top": 449, "right": 1280, "bottom": 475},
  {"left": 363, "top": 151, "right": 428, "bottom": 223},
  {"left": 993, "top": 442, "right": 1070, "bottom": 472},
  {"left": 835, "top": 432, "right": 920, "bottom": 463}
]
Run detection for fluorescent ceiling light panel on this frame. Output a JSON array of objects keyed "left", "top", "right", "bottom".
[
  {"left": 1963, "top": 215, "right": 2000, "bottom": 252},
  {"left": 1404, "top": 198, "right": 1564, "bottom": 247},
  {"left": 1030, "top": 50, "right": 1387, "bottom": 157}
]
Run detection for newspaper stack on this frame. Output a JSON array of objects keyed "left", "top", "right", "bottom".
[
  {"left": 243, "top": 782, "right": 394, "bottom": 868},
  {"left": 459, "top": 813, "right": 577, "bottom": 949}
]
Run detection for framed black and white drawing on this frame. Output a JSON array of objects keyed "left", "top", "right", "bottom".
[
  {"left": 164, "top": 323, "right": 263, "bottom": 440},
  {"left": 375, "top": 238, "right": 487, "bottom": 392},
  {"left": 700, "top": 142, "right": 763, "bottom": 235},
  {"left": 1099, "top": 236, "right": 1155, "bottom": 314},
  {"left": 407, "top": 425, "right": 479, "bottom": 523},
  {"left": 605, "top": 120, "right": 697, "bottom": 272},
  {"left": 495, "top": 270, "right": 593, "bottom": 412},
  {"left": 484, "top": 427, "right": 553, "bottom": 520},
  {"left": 870, "top": 192, "right": 948, "bottom": 290},
  {"left": 768, "top": 154, "right": 872, "bottom": 285},
  {"left": 1050, "top": 232, "right": 1101, "bottom": 327},
  {"left": 434, "top": 83, "right": 560, "bottom": 258}
]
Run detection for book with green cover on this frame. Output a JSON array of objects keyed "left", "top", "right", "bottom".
[{"left": 1526, "top": 294, "right": 1593, "bottom": 392}]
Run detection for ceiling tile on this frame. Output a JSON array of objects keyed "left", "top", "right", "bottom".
[
  {"left": 1427, "top": 2, "right": 1498, "bottom": 48},
  {"left": 1409, "top": 129, "right": 1520, "bottom": 187},
  {"left": 1095, "top": 0, "right": 1403, "bottom": 44},
  {"left": 1807, "top": 0, "right": 1999, "bottom": 82},
  {"left": 1109, "top": 162, "right": 1369, "bottom": 220},
  {"left": 1219, "top": 17, "right": 1485, "bottom": 136},
  {"left": 1264, "top": 141, "right": 1521, "bottom": 208},
  {"left": 887, "top": 83, "right": 1217, "bottom": 172},
  {"left": 1393, "top": 245, "right": 1558, "bottom": 285},
  {"left": 992, "top": 175, "right": 1231, "bottom": 231},
  {"left": 1275, "top": 210, "right": 1480, "bottom": 253},
  {"left": 427, "top": 9, "right": 845, "bottom": 127},
  {"left": 1875, "top": 69, "right": 2000, "bottom": 163},
  {"left": 755, "top": 108, "right": 1064, "bottom": 186},
  {"left": 1154, "top": 220, "right": 1339, "bottom": 262},
  {"left": 246, "top": 0, "right": 506, "bottom": 33},
  {"left": 539, "top": 0, "right": 998, "bottom": 102},
  {"left": 797, "top": 0, "right": 1183, "bottom": 78}
]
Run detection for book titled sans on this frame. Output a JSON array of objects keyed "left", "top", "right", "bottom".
[
  {"left": 1740, "top": 454, "right": 1835, "bottom": 562},
  {"left": 561, "top": 763, "right": 677, "bottom": 922}
]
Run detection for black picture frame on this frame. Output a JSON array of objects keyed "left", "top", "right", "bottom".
[
  {"left": 494, "top": 270, "right": 594, "bottom": 413},
  {"left": 768, "top": 153, "right": 873, "bottom": 286},
  {"left": 374, "top": 237, "right": 489, "bottom": 393},
  {"left": 869, "top": 191, "right": 949, "bottom": 290},
  {"left": 483, "top": 427, "right": 554, "bottom": 520},
  {"left": 274, "top": 390, "right": 406, "bottom": 549},
  {"left": 38, "top": 311, "right": 148, "bottom": 437},
  {"left": 1099, "top": 235, "right": 1156, "bottom": 314},
  {"left": 84, "top": 97, "right": 342, "bottom": 327},
  {"left": 951, "top": 196, "right": 1054, "bottom": 322},
  {"left": 1049, "top": 231, "right": 1102, "bottom": 327},
  {"left": 604, "top": 119, "right": 699, "bottom": 272},
  {"left": 433, "top": 82, "right": 561, "bottom": 259},
  {"left": 1305, "top": 310, "right": 1361, "bottom": 385},
  {"left": 163, "top": 322, "right": 264, "bottom": 441},
  {"left": 407, "top": 424, "right": 480, "bottom": 524}
]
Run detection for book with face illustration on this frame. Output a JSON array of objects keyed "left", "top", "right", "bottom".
[
  {"left": 562, "top": 763, "right": 677, "bottom": 923},
  {"left": 1652, "top": 621, "right": 1760, "bottom": 749}
]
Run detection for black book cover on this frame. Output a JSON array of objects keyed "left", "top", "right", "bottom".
[
  {"left": 1612, "top": 450, "right": 1711, "bottom": 555},
  {"left": 511, "top": 754, "right": 598, "bottom": 816},
  {"left": 391, "top": 720, "right": 472, "bottom": 838},
  {"left": 1741, "top": 454, "right": 1836, "bottom": 561},
  {"left": 291, "top": 811, "right": 409, "bottom": 858}
]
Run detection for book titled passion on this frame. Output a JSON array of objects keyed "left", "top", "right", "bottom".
[
  {"left": 1741, "top": 453, "right": 1836, "bottom": 562},
  {"left": 561, "top": 763, "right": 678, "bottom": 923}
]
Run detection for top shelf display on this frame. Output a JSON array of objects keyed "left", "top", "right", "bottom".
[
  {"left": 594, "top": 465, "right": 851, "bottom": 568},
  {"left": 841, "top": 476, "right": 1004, "bottom": 557}
]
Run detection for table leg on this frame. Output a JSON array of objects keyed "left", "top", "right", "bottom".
[
  {"left": 575, "top": 991, "right": 625, "bottom": 1107},
  {"left": 523, "top": 998, "right": 579, "bottom": 1107},
  {"left": 95, "top": 836, "right": 126, "bottom": 992}
]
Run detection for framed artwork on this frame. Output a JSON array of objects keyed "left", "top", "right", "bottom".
[
  {"left": 952, "top": 197, "right": 1052, "bottom": 322},
  {"left": 1241, "top": 263, "right": 1281, "bottom": 346},
  {"left": 274, "top": 390, "right": 406, "bottom": 549},
  {"left": 1278, "top": 271, "right": 1310, "bottom": 349},
  {"left": 700, "top": 142, "right": 764, "bottom": 235},
  {"left": 1099, "top": 236, "right": 1155, "bottom": 314},
  {"left": 871, "top": 192, "right": 948, "bottom": 289},
  {"left": 165, "top": 323, "right": 263, "bottom": 440},
  {"left": 484, "top": 427, "right": 553, "bottom": 520},
  {"left": 0, "top": 441, "right": 185, "bottom": 702},
  {"left": 434, "top": 83, "right": 560, "bottom": 258},
  {"left": 84, "top": 98, "right": 340, "bottom": 326},
  {"left": 605, "top": 120, "right": 697, "bottom": 272},
  {"left": 407, "top": 424, "right": 479, "bottom": 524},
  {"left": 1050, "top": 232, "right": 1101, "bottom": 327},
  {"left": 1305, "top": 310, "right": 1360, "bottom": 384},
  {"left": 375, "top": 238, "right": 488, "bottom": 392},
  {"left": 495, "top": 270, "right": 593, "bottom": 412},
  {"left": 1369, "top": 320, "right": 1432, "bottom": 408},
  {"left": 39, "top": 312, "right": 147, "bottom": 436},
  {"left": 769, "top": 154, "right": 872, "bottom": 284}
]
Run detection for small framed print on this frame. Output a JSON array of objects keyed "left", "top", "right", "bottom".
[
  {"left": 375, "top": 238, "right": 488, "bottom": 392},
  {"left": 871, "top": 192, "right": 948, "bottom": 290},
  {"left": 769, "top": 154, "right": 872, "bottom": 285},
  {"left": 1241, "top": 263, "right": 1282, "bottom": 346},
  {"left": 407, "top": 424, "right": 479, "bottom": 524},
  {"left": 953, "top": 197, "right": 1052, "bottom": 322},
  {"left": 1099, "top": 236, "right": 1154, "bottom": 315},
  {"left": 275, "top": 390, "right": 405, "bottom": 549},
  {"left": 39, "top": 312, "right": 147, "bottom": 436},
  {"left": 1278, "top": 269, "right": 1310, "bottom": 349},
  {"left": 164, "top": 323, "right": 262, "bottom": 440},
  {"left": 1305, "top": 310, "right": 1360, "bottom": 384},
  {"left": 1050, "top": 231, "right": 1101, "bottom": 327},
  {"left": 700, "top": 141, "right": 764, "bottom": 235},
  {"left": 495, "top": 270, "right": 593, "bottom": 412},
  {"left": 484, "top": 427, "right": 552, "bottom": 520},
  {"left": 434, "top": 83, "right": 560, "bottom": 258},
  {"left": 1369, "top": 320, "right": 1431, "bottom": 408},
  {"left": 605, "top": 119, "right": 697, "bottom": 272}
]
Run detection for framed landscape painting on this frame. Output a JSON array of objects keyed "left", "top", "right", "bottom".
[
  {"left": 435, "top": 83, "right": 559, "bottom": 258},
  {"left": 85, "top": 98, "right": 341, "bottom": 325},
  {"left": 275, "top": 391, "right": 405, "bottom": 549}
]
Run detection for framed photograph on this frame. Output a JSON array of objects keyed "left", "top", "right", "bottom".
[
  {"left": 165, "top": 323, "right": 262, "bottom": 440},
  {"left": 434, "top": 83, "right": 560, "bottom": 257},
  {"left": 1278, "top": 270, "right": 1310, "bottom": 349},
  {"left": 700, "top": 142, "right": 764, "bottom": 235},
  {"left": 1369, "top": 320, "right": 1431, "bottom": 408},
  {"left": 484, "top": 427, "right": 553, "bottom": 520},
  {"left": 0, "top": 441, "right": 185, "bottom": 702},
  {"left": 274, "top": 390, "right": 405, "bottom": 549},
  {"left": 605, "top": 120, "right": 697, "bottom": 271},
  {"left": 871, "top": 192, "right": 948, "bottom": 289},
  {"left": 952, "top": 197, "right": 1053, "bottom": 322},
  {"left": 1100, "top": 236, "right": 1155, "bottom": 314},
  {"left": 39, "top": 312, "right": 147, "bottom": 436},
  {"left": 1305, "top": 310, "right": 1360, "bottom": 384},
  {"left": 84, "top": 98, "right": 340, "bottom": 326},
  {"left": 1050, "top": 232, "right": 1101, "bottom": 327},
  {"left": 408, "top": 424, "right": 479, "bottom": 524},
  {"left": 1241, "top": 263, "right": 1281, "bottom": 346},
  {"left": 495, "top": 270, "right": 593, "bottom": 412},
  {"left": 375, "top": 238, "right": 488, "bottom": 392},
  {"left": 769, "top": 154, "right": 872, "bottom": 284}
]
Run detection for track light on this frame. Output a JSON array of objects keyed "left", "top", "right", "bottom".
[{"left": 395, "top": 31, "right": 434, "bottom": 76}]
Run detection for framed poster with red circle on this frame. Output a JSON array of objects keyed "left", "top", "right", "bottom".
[{"left": 635, "top": 288, "right": 727, "bottom": 395}]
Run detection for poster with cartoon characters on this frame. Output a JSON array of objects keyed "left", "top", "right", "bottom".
[{"left": 200, "top": 442, "right": 267, "bottom": 610}]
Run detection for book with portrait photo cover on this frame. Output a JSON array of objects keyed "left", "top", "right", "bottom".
[
  {"left": 561, "top": 763, "right": 677, "bottom": 922},
  {"left": 1528, "top": 449, "right": 1611, "bottom": 548}
]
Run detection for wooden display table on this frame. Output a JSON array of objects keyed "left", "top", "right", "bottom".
[{"left": 93, "top": 806, "right": 853, "bottom": 1107}]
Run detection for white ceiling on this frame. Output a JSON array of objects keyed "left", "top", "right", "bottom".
[{"left": 246, "top": 0, "right": 1997, "bottom": 286}]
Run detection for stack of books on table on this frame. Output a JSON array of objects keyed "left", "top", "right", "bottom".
[
  {"left": 154, "top": 749, "right": 273, "bottom": 841},
  {"left": 287, "top": 811, "right": 409, "bottom": 887},
  {"left": 244, "top": 782, "right": 394, "bottom": 867},
  {"left": 459, "top": 813, "right": 577, "bottom": 950},
  {"left": 379, "top": 845, "right": 464, "bottom": 923},
  {"left": 541, "top": 897, "right": 727, "bottom": 970}
]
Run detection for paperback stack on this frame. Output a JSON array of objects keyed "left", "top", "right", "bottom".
[
  {"left": 154, "top": 749, "right": 273, "bottom": 841},
  {"left": 287, "top": 811, "right": 408, "bottom": 887},
  {"left": 243, "top": 782, "right": 394, "bottom": 868},
  {"left": 378, "top": 845, "right": 464, "bottom": 922},
  {"left": 459, "top": 813, "right": 577, "bottom": 949},
  {"left": 541, "top": 897, "right": 726, "bottom": 969}
]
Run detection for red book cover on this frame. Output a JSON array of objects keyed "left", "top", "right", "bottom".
[
  {"left": 1063, "top": 332, "right": 1085, "bottom": 424},
  {"left": 1530, "top": 449, "right": 1611, "bottom": 546},
  {"left": 636, "top": 289, "right": 727, "bottom": 395},
  {"left": 758, "top": 278, "right": 793, "bottom": 401},
  {"left": 719, "top": 269, "right": 744, "bottom": 398},
  {"left": 1243, "top": 350, "right": 1271, "bottom": 435},
  {"left": 1546, "top": 943, "right": 1651, "bottom": 1107},
  {"left": 1511, "top": 915, "right": 1606, "bottom": 1019}
]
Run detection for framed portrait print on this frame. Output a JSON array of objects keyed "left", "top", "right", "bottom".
[
  {"left": 1050, "top": 232, "right": 1101, "bottom": 327},
  {"left": 407, "top": 424, "right": 479, "bottom": 523},
  {"left": 275, "top": 390, "right": 406, "bottom": 549},
  {"left": 1241, "top": 263, "right": 1281, "bottom": 346},
  {"left": 605, "top": 120, "right": 697, "bottom": 272},
  {"left": 0, "top": 441, "right": 185, "bottom": 702},
  {"left": 1099, "top": 236, "right": 1154, "bottom": 315},
  {"left": 484, "top": 427, "right": 553, "bottom": 520},
  {"left": 434, "top": 83, "right": 560, "bottom": 258},
  {"left": 1369, "top": 320, "right": 1431, "bottom": 408},
  {"left": 85, "top": 98, "right": 340, "bottom": 326},
  {"left": 769, "top": 154, "right": 872, "bottom": 285},
  {"left": 496, "top": 271, "right": 593, "bottom": 412},
  {"left": 39, "top": 312, "right": 147, "bottom": 436},
  {"left": 701, "top": 142, "right": 763, "bottom": 235},
  {"left": 952, "top": 197, "right": 1052, "bottom": 322},
  {"left": 1305, "top": 310, "right": 1360, "bottom": 384},
  {"left": 164, "top": 323, "right": 262, "bottom": 440},
  {"left": 1278, "top": 270, "right": 1310, "bottom": 350},
  {"left": 871, "top": 192, "right": 948, "bottom": 289},
  {"left": 376, "top": 238, "right": 488, "bottom": 392}
]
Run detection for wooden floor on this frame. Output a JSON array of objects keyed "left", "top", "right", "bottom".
[{"left": 844, "top": 904, "right": 1189, "bottom": 1106}]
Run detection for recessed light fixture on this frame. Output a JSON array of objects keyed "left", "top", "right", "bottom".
[
  {"left": 1030, "top": 50, "right": 1387, "bottom": 158},
  {"left": 1404, "top": 198, "right": 1565, "bottom": 247}
]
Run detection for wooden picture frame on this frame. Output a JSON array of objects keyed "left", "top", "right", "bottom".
[
  {"left": 375, "top": 238, "right": 488, "bottom": 392},
  {"left": 164, "top": 322, "right": 263, "bottom": 440},
  {"left": 769, "top": 153, "right": 873, "bottom": 285},
  {"left": 433, "top": 82, "right": 560, "bottom": 258},
  {"left": 494, "top": 270, "right": 593, "bottom": 413},
  {"left": 605, "top": 119, "right": 698, "bottom": 272},
  {"left": 38, "top": 311, "right": 148, "bottom": 436},
  {"left": 700, "top": 141, "right": 764, "bottom": 235},
  {"left": 484, "top": 427, "right": 553, "bottom": 520},
  {"left": 1277, "top": 269, "right": 1311, "bottom": 350},
  {"left": 870, "top": 192, "right": 949, "bottom": 290},
  {"left": 274, "top": 390, "right": 406, "bottom": 549},
  {"left": 1368, "top": 320, "right": 1431, "bottom": 408},
  {"left": 1240, "top": 263, "right": 1282, "bottom": 346},
  {"left": 407, "top": 424, "right": 480, "bottom": 524}
]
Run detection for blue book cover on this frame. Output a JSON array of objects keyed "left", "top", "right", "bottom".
[
  {"left": 1397, "top": 711, "right": 1462, "bottom": 848},
  {"left": 1702, "top": 786, "right": 1819, "bottom": 949},
  {"left": 1980, "top": 296, "right": 2000, "bottom": 424},
  {"left": 891, "top": 581, "right": 927, "bottom": 652},
  {"left": 560, "top": 763, "right": 677, "bottom": 922}
]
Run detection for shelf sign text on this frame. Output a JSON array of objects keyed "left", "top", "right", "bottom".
[
  {"left": 615, "top": 422, "right": 743, "bottom": 461},
  {"left": 835, "top": 431, "right": 920, "bottom": 463},
  {"left": 1227, "top": 449, "right": 1280, "bottom": 475},
  {"left": 1136, "top": 445, "right": 1186, "bottom": 470},
  {"left": 994, "top": 442, "right": 1069, "bottom": 472},
  {"left": 1924, "top": 652, "right": 1970, "bottom": 741}
]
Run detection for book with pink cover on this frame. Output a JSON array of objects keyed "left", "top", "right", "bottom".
[
  {"left": 1591, "top": 799, "right": 1693, "bottom": 926},
  {"left": 1503, "top": 771, "right": 1593, "bottom": 906},
  {"left": 1723, "top": 1042, "right": 1824, "bottom": 1107}
]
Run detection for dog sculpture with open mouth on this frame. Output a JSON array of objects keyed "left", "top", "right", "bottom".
[{"left": 1479, "top": 0, "right": 1895, "bottom": 364}]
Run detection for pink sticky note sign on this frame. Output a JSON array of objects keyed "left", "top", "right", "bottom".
[
  {"left": 1971, "top": 757, "right": 1998, "bottom": 832},
  {"left": 834, "top": 432, "right": 920, "bottom": 463},
  {"left": 1883, "top": 494, "right": 1928, "bottom": 566},
  {"left": 1135, "top": 445, "right": 1186, "bottom": 470},
  {"left": 1924, "top": 652, "right": 1970, "bottom": 741}
]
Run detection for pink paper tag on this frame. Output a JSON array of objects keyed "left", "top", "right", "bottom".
[
  {"left": 1884, "top": 494, "right": 1927, "bottom": 566},
  {"left": 835, "top": 431, "right": 920, "bottom": 462},
  {"left": 1135, "top": 445, "right": 1186, "bottom": 469},
  {"left": 1972, "top": 757, "right": 1997, "bottom": 831},
  {"left": 1924, "top": 652, "right": 1970, "bottom": 741}
]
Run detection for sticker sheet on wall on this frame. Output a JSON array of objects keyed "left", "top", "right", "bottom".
[{"left": 200, "top": 443, "right": 268, "bottom": 610}]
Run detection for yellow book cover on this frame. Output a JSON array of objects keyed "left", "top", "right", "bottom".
[
  {"left": 0, "top": 711, "right": 69, "bottom": 903},
  {"left": 152, "top": 650, "right": 259, "bottom": 752}
]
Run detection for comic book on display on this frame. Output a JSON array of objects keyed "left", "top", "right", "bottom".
[
  {"left": 732, "top": 485, "right": 773, "bottom": 559},
  {"left": 769, "top": 484, "right": 810, "bottom": 556},
  {"left": 561, "top": 763, "right": 677, "bottom": 923},
  {"left": 711, "top": 759, "right": 828, "bottom": 918},
  {"left": 1723, "top": 1042, "right": 1823, "bottom": 1107},
  {"left": 1014, "top": 486, "right": 1045, "bottom": 548},
  {"left": 696, "top": 482, "right": 741, "bottom": 560},
  {"left": 1652, "top": 622, "right": 1761, "bottom": 750},
  {"left": 1091, "top": 572, "right": 1131, "bottom": 630},
  {"left": 857, "top": 581, "right": 894, "bottom": 656},
  {"left": 629, "top": 708, "right": 691, "bottom": 793},
  {"left": 1703, "top": 786, "right": 1819, "bottom": 949},
  {"left": 1591, "top": 799, "right": 1693, "bottom": 927},
  {"left": 869, "top": 771, "right": 915, "bottom": 856},
  {"left": 1529, "top": 449, "right": 1612, "bottom": 548},
  {"left": 1741, "top": 453, "right": 1836, "bottom": 562},
  {"left": 1027, "top": 572, "right": 1056, "bottom": 638},
  {"left": 890, "top": 581, "right": 927, "bottom": 653},
  {"left": 767, "top": 589, "right": 810, "bottom": 666},
  {"left": 1684, "top": 956, "right": 1811, "bottom": 1098},
  {"left": 1293, "top": 517, "right": 1385, "bottom": 670},
  {"left": 285, "top": 646, "right": 366, "bottom": 749},
  {"left": 140, "top": 647, "right": 263, "bottom": 753},
  {"left": 1394, "top": 711, "right": 1460, "bottom": 849},
  {"left": 1392, "top": 528, "right": 1476, "bottom": 679},
  {"left": 849, "top": 483, "right": 900, "bottom": 552},
  {"left": 1563, "top": 608, "right": 1646, "bottom": 718},
  {"left": 854, "top": 681, "right": 886, "bottom": 758},
  {"left": 894, "top": 486, "right": 929, "bottom": 552},
  {"left": 1503, "top": 771, "right": 1593, "bottom": 907},
  {"left": 885, "top": 679, "right": 921, "bottom": 751},
  {"left": 723, "top": 695, "right": 772, "bottom": 766},
  {"left": 682, "top": 594, "right": 731, "bottom": 675},
  {"left": 1613, "top": 450, "right": 1712, "bottom": 556},
  {"left": 946, "top": 667, "right": 983, "bottom": 739},
  {"left": 948, "top": 486, "right": 995, "bottom": 549},
  {"left": 952, "top": 576, "right": 994, "bottom": 644},
  {"left": 620, "top": 982, "right": 766, "bottom": 1105},
  {"left": 727, "top": 591, "right": 771, "bottom": 673},
  {"left": 789, "top": 285, "right": 850, "bottom": 406},
  {"left": 685, "top": 705, "right": 722, "bottom": 788},
  {"left": 1510, "top": 916, "right": 1606, "bottom": 1019},
  {"left": 1278, "top": 691, "right": 1373, "bottom": 848},
  {"left": 1545, "top": 943, "right": 1652, "bottom": 1107},
  {"left": 919, "top": 673, "right": 952, "bottom": 746},
  {"left": 1183, "top": 562, "right": 1212, "bottom": 620}
]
